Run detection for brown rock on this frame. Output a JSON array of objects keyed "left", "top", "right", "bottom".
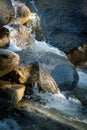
[
  {"left": 67, "top": 43, "right": 87, "bottom": 66},
  {"left": 0, "top": 27, "right": 10, "bottom": 48},
  {"left": 0, "top": 80, "right": 25, "bottom": 104},
  {"left": 36, "top": 73, "right": 59, "bottom": 93},
  {"left": 0, "top": 49, "right": 19, "bottom": 77},
  {"left": 13, "top": 2, "right": 31, "bottom": 24},
  {"left": 8, "top": 63, "right": 39, "bottom": 84}
]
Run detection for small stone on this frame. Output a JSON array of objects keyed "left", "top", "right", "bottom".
[{"left": 0, "top": 49, "right": 19, "bottom": 77}]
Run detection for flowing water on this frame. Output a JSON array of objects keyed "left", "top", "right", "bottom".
[{"left": 1, "top": 0, "right": 87, "bottom": 129}]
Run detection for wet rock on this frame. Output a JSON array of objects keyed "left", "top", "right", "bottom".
[
  {"left": 0, "top": 49, "right": 19, "bottom": 77},
  {"left": 8, "top": 63, "right": 39, "bottom": 84},
  {"left": 0, "top": 80, "right": 25, "bottom": 104},
  {"left": 73, "top": 70, "right": 87, "bottom": 106},
  {"left": 36, "top": 73, "right": 59, "bottom": 93},
  {"left": 0, "top": 0, "right": 14, "bottom": 28},
  {"left": 30, "top": 0, "right": 87, "bottom": 53},
  {"left": 0, "top": 27, "right": 10, "bottom": 48},
  {"left": 67, "top": 43, "right": 87, "bottom": 66},
  {"left": 13, "top": 1, "right": 31, "bottom": 24}
]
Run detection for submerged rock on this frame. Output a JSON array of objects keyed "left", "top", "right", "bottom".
[
  {"left": 0, "top": 27, "right": 10, "bottom": 48},
  {"left": 0, "top": 0, "right": 14, "bottom": 28},
  {"left": 0, "top": 49, "right": 19, "bottom": 77},
  {"left": 0, "top": 80, "right": 25, "bottom": 104}
]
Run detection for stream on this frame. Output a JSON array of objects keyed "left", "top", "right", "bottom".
[{"left": 0, "top": 0, "right": 87, "bottom": 130}]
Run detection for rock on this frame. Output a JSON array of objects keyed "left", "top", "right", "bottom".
[
  {"left": 73, "top": 70, "right": 87, "bottom": 106},
  {"left": 67, "top": 43, "right": 87, "bottom": 66},
  {"left": 0, "top": 80, "right": 25, "bottom": 104},
  {"left": 0, "top": 0, "right": 14, "bottom": 28},
  {"left": 13, "top": 1, "right": 31, "bottom": 24},
  {"left": 0, "top": 27, "right": 10, "bottom": 48},
  {"left": 36, "top": 73, "right": 59, "bottom": 93},
  {"left": 29, "top": 0, "right": 87, "bottom": 53},
  {"left": 8, "top": 63, "right": 39, "bottom": 84},
  {"left": 0, "top": 49, "right": 19, "bottom": 77}
]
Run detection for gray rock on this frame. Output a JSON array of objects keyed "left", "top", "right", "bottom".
[
  {"left": 0, "top": 49, "right": 19, "bottom": 77},
  {"left": 27, "top": 0, "right": 87, "bottom": 53},
  {"left": 0, "top": 0, "right": 14, "bottom": 27}
]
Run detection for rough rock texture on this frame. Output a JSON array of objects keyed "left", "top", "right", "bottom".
[
  {"left": 36, "top": 73, "right": 59, "bottom": 93},
  {"left": 0, "top": 0, "right": 14, "bottom": 28},
  {"left": 0, "top": 49, "right": 19, "bottom": 77},
  {"left": 0, "top": 27, "right": 10, "bottom": 48},
  {"left": 26, "top": 0, "right": 87, "bottom": 53},
  {"left": 0, "top": 80, "right": 25, "bottom": 104}
]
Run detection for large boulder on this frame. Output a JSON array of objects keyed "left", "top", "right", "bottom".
[
  {"left": 27, "top": 0, "right": 87, "bottom": 53},
  {"left": 0, "top": 49, "right": 19, "bottom": 78},
  {"left": 0, "top": 0, "right": 14, "bottom": 28}
]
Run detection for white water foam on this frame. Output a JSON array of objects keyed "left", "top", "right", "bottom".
[{"left": 33, "top": 86, "right": 87, "bottom": 124}]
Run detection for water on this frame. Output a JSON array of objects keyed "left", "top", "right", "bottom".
[
  {"left": 2, "top": 1, "right": 87, "bottom": 129},
  {"left": 0, "top": 119, "right": 20, "bottom": 130}
]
